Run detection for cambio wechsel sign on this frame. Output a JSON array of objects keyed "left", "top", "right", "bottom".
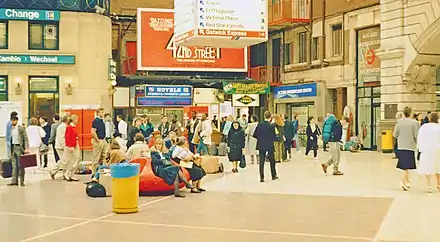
[{"left": 0, "top": 55, "right": 75, "bottom": 64}]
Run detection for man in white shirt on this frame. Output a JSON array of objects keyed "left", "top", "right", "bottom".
[
  {"left": 104, "top": 113, "right": 115, "bottom": 142},
  {"left": 116, "top": 115, "right": 128, "bottom": 140},
  {"left": 49, "top": 116, "right": 69, "bottom": 180}
]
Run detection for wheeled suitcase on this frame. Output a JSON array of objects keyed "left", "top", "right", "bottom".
[
  {"left": 218, "top": 143, "right": 227, "bottom": 156},
  {"left": 1, "top": 160, "right": 12, "bottom": 178},
  {"left": 19, "top": 154, "right": 37, "bottom": 168}
]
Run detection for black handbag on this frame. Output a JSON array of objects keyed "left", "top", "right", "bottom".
[{"left": 239, "top": 155, "right": 246, "bottom": 169}]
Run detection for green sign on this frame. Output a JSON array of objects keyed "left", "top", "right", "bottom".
[
  {"left": 222, "top": 81, "right": 270, "bottom": 94},
  {"left": 0, "top": 55, "right": 75, "bottom": 64},
  {"left": 0, "top": 8, "right": 60, "bottom": 21}
]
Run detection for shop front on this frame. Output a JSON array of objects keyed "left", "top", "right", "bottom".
[
  {"left": 356, "top": 26, "right": 381, "bottom": 150},
  {"left": 135, "top": 85, "right": 193, "bottom": 126},
  {"left": 273, "top": 82, "right": 323, "bottom": 126},
  {"left": 222, "top": 81, "right": 270, "bottom": 119}
]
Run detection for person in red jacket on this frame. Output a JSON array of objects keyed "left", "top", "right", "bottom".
[{"left": 64, "top": 114, "right": 79, "bottom": 182}]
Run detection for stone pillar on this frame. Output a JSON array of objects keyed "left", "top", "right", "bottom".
[{"left": 379, "top": 0, "right": 436, "bottom": 116}]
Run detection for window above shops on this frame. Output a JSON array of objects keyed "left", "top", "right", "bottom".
[
  {"left": 0, "top": 76, "right": 7, "bottom": 101},
  {"left": 29, "top": 22, "right": 59, "bottom": 50},
  {"left": 0, "top": 21, "right": 7, "bottom": 49}
]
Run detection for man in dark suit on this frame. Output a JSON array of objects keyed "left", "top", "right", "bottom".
[
  {"left": 9, "top": 116, "right": 29, "bottom": 186},
  {"left": 253, "top": 111, "right": 278, "bottom": 183},
  {"left": 283, "top": 114, "right": 294, "bottom": 161}
]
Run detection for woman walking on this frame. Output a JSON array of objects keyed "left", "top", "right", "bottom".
[
  {"left": 417, "top": 112, "right": 440, "bottom": 192},
  {"left": 305, "top": 117, "right": 320, "bottom": 160},
  {"left": 64, "top": 115, "right": 80, "bottom": 182},
  {"left": 273, "top": 115, "right": 285, "bottom": 163},
  {"left": 26, "top": 117, "right": 46, "bottom": 169},
  {"left": 228, "top": 121, "right": 245, "bottom": 173},
  {"left": 393, "top": 107, "right": 419, "bottom": 191},
  {"left": 245, "top": 115, "right": 259, "bottom": 164}
]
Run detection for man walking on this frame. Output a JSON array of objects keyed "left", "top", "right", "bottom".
[
  {"left": 8, "top": 116, "right": 29, "bottom": 186},
  {"left": 49, "top": 114, "right": 61, "bottom": 163},
  {"left": 49, "top": 115, "right": 69, "bottom": 180},
  {"left": 283, "top": 114, "right": 294, "bottom": 161},
  {"left": 91, "top": 108, "right": 107, "bottom": 176},
  {"left": 116, "top": 115, "right": 127, "bottom": 140},
  {"left": 253, "top": 111, "right": 278, "bottom": 183},
  {"left": 321, "top": 114, "right": 344, "bottom": 176}
]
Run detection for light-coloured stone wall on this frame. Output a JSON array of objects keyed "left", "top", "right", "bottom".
[{"left": 0, "top": 12, "right": 113, "bottom": 120}]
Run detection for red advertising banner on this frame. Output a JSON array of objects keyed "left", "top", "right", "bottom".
[{"left": 137, "top": 8, "right": 247, "bottom": 72}]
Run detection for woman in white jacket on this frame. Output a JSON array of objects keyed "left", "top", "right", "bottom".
[
  {"left": 245, "top": 115, "right": 259, "bottom": 164},
  {"left": 196, "top": 113, "right": 212, "bottom": 155},
  {"left": 26, "top": 117, "right": 46, "bottom": 168}
]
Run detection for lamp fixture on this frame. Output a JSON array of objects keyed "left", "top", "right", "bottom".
[
  {"left": 65, "top": 83, "right": 73, "bottom": 95},
  {"left": 15, "top": 78, "right": 22, "bottom": 95}
]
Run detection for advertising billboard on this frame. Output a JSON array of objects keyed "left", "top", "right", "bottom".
[
  {"left": 357, "top": 26, "right": 381, "bottom": 86},
  {"left": 174, "top": 0, "right": 268, "bottom": 48},
  {"left": 137, "top": 8, "right": 247, "bottom": 72}
]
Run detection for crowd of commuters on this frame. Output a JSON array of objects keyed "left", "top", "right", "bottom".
[{"left": 10, "top": 106, "right": 440, "bottom": 193}]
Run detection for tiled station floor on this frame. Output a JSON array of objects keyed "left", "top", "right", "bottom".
[{"left": 0, "top": 148, "right": 438, "bottom": 242}]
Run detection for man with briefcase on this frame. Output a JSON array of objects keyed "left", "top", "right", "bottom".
[{"left": 8, "top": 116, "right": 29, "bottom": 186}]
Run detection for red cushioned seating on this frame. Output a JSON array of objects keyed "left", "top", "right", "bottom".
[{"left": 129, "top": 158, "right": 190, "bottom": 195}]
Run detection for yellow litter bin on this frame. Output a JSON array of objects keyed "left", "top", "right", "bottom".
[
  {"left": 110, "top": 163, "right": 140, "bottom": 214},
  {"left": 381, "top": 130, "right": 393, "bottom": 153}
]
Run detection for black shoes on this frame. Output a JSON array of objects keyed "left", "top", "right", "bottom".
[
  {"left": 7, "top": 183, "right": 18, "bottom": 186},
  {"left": 174, "top": 194, "right": 186, "bottom": 198},
  {"left": 272, "top": 176, "right": 279, "bottom": 180},
  {"left": 260, "top": 179, "right": 265, "bottom": 183}
]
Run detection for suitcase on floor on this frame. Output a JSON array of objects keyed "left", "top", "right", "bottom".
[
  {"left": 209, "top": 144, "right": 218, "bottom": 156},
  {"left": 19, "top": 154, "right": 37, "bottom": 168},
  {"left": 99, "top": 172, "right": 112, "bottom": 197},
  {"left": 201, "top": 156, "right": 220, "bottom": 174},
  {"left": 218, "top": 143, "right": 227, "bottom": 156},
  {"left": 1, "top": 159, "right": 12, "bottom": 178}
]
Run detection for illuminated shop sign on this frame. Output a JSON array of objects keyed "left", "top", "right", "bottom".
[
  {"left": 0, "top": 8, "right": 60, "bottom": 21},
  {"left": 273, "top": 83, "right": 317, "bottom": 99}
]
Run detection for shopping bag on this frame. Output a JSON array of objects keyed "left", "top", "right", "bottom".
[{"left": 239, "top": 155, "right": 246, "bottom": 169}]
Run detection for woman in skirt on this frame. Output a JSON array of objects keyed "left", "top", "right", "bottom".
[
  {"left": 172, "top": 137, "right": 206, "bottom": 193},
  {"left": 393, "top": 107, "right": 419, "bottom": 191},
  {"left": 305, "top": 117, "right": 320, "bottom": 160},
  {"left": 416, "top": 112, "right": 440, "bottom": 192},
  {"left": 151, "top": 139, "right": 197, "bottom": 197},
  {"left": 228, "top": 121, "right": 245, "bottom": 173}
]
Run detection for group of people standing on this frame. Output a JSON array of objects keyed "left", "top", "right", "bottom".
[
  {"left": 5, "top": 111, "right": 81, "bottom": 186},
  {"left": 394, "top": 108, "right": 440, "bottom": 192}
]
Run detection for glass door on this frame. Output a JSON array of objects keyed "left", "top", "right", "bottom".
[
  {"left": 357, "top": 86, "right": 381, "bottom": 150},
  {"left": 28, "top": 77, "right": 59, "bottom": 123}
]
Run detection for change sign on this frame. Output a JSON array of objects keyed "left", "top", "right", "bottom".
[{"left": 222, "top": 81, "right": 269, "bottom": 94}]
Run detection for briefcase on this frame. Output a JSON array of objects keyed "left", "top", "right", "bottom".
[
  {"left": 19, "top": 154, "right": 37, "bottom": 168},
  {"left": 1, "top": 159, "right": 12, "bottom": 178}
]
